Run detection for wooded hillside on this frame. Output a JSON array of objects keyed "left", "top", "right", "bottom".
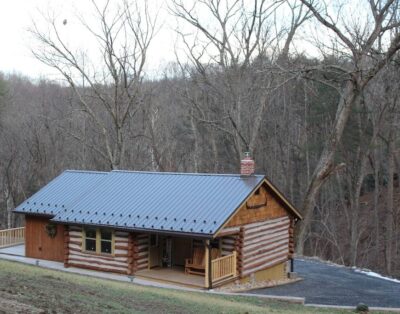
[{"left": 0, "top": 0, "right": 399, "bottom": 279}]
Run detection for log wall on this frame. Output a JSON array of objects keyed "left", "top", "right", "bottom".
[
  {"left": 220, "top": 235, "right": 236, "bottom": 256},
  {"left": 66, "top": 226, "right": 130, "bottom": 274},
  {"left": 220, "top": 216, "right": 290, "bottom": 278},
  {"left": 135, "top": 233, "right": 149, "bottom": 271}
]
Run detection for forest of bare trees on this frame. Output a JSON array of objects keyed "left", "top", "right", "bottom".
[{"left": 1, "top": 0, "right": 400, "bottom": 279}]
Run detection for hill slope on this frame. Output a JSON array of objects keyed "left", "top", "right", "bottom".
[{"left": 0, "top": 260, "right": 352, "bottom": 314}]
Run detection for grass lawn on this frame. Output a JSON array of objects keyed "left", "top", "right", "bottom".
[{"left": 0, "top": 259, "right": 357, "bottom": 313}]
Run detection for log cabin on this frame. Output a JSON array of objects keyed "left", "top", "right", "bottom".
[{"left": 14, "top": 153, "right": 302, "bottom": 289}]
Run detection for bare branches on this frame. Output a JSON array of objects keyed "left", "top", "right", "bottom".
[
  {"left": 171, "top": 0, "right": 284, "bottom": 68},
  {"left": 296, "top": 0, "right": 400, "bottom": 256},
  {"left": 30, "top": 0, "right": 158, "bottom": 169}
]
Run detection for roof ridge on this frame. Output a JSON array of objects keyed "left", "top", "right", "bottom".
[
  {"left": 111, "top": 170, "right": 265, "bottom": 177},
  {"left": 65, "top": 170, "right": 109, "bottom": 175}
]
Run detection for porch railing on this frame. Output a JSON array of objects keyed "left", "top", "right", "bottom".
[
  {"left": 0, "top": 227, "right": 25, "bottom": 248},
  {"left": 211, "top": 251, "right": 237, "bottom": 283}
]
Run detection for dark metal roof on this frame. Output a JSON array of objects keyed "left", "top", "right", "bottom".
[
  {"left": 14, "top": 170, "right": 108, "bottom": 216},
  {"left": 51, "top": 170, "right": 265, "bottom": 236}
]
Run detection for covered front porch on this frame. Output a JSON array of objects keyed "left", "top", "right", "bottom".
[{"left": 139, "top": 234, "right": 238, "bottom": 289}]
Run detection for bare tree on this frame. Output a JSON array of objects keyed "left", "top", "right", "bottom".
[
  {"left": 297, "top": 0, "right": 400, "bottom": 255},
  {"left": 171, "top": 0, "right": 310, "bottom": 163},
  {"left": 30, "top": 0, "right": 158, "bottom": 169}
]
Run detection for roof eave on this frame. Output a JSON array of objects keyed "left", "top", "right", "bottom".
[
  {"left": 14, "top": 211, "right": 56, "bottom": 218},
  {"left": 51, "top": 220, "right": 213, "bottom": 239}
]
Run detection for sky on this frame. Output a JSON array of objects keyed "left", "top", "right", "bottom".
[
  {"left": 0, "top": 0, "right": 75, "bottom": 78},
  {"left": 0, "top": 0, "right": 365, "bottom": 82},
  {"left": 0, "top": 0, "right": 177, "bottom": 80}
]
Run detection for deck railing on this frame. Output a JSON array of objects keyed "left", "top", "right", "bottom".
[
  {"left": 211, "top": 251, "right": 237, "bottom": 283},
  {"left": 0, "top": 227, "right": 25, "bottom": 248}
]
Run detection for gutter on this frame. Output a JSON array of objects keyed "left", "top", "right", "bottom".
[{"left": 51, "top": 220, "right": 213, "bottom": 239}]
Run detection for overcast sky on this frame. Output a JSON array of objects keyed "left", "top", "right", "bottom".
[
  {"left": 0, "top": 0, "right": 362, "bottom": 81},
  {"left": 0, "top": 0, "right": 177, "bottom": 80}
]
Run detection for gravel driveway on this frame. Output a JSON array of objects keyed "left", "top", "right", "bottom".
[{"left": 250, "top": 258, "right": 400, "bottom": 307}]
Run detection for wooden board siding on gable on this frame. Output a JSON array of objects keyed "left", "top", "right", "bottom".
[{"left": 225, "top": 184, "right": 288, "bottom": 227}]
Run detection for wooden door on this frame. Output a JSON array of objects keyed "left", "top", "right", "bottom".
[
  {"left": 172, "top": 238, "right": 192, "bottom": 266},
  {"left": 25, "top": 215, "right": 64, "bottom": 262}
]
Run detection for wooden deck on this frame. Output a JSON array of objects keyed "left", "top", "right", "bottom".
[
  {"left": 136, "top": 266, "right": 205, "bottom": 288},
  {"left": 0, "top": 227, "right": 25, "bottom": 248}
]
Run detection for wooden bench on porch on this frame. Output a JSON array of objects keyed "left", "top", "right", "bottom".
[{"left": 185, "top": 247, "right": 220, "bottom": 275}]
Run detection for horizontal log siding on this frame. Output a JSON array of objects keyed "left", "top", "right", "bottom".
[
  {"left": 220, "top": 216, "right": 290, "bottom": 278},
  {"left": 241, "top": 216, "right": 290, "bottom": 277},
  {"left": 67, "top": 226, "right": 129, "bottom": 274},
  {"left": 221, "top": 235, "right": 236, "bottom": 256},
  {"left": 135, "top": 234, "right": 149, "bottom": 271}
]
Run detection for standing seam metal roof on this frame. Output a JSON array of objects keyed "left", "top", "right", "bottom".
[
  {"left": 50, "top": 170, "right": 265, "bottom": 236},
  {"left": 14, "top": 170, "right": 108, "bottom": 216}
]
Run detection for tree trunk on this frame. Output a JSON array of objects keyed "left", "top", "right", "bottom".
[
  {"left": 5, "top": 186, "right": 14, "bottom": 229},
  {"left": 297, "top": 82, "right": 359, "bottom": 254},
  {"left": 385, "top": 131, "right": 394, "bottom": 274},
  {"left": 190, "top": 112, "right": 200, "bottom": 172},
  {"left": 373, "top": 143, "right": 380, "bottom": 261}
]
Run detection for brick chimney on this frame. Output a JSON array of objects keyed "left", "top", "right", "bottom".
[{"left": 240, "top": 152, "right": 255, "bottom": 176}]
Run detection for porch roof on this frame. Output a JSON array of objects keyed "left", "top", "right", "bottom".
[{"left": 51, "top": 170, "right": 265, "bottom": 236}]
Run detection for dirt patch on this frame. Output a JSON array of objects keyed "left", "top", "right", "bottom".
[
  {"left": 0, "top": 292, "right": 43, "bottom": 314},
  {"left": 216, "top": 277, "right": 302, "bottom": 292}
]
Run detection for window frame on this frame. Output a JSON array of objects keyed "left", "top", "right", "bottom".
[
  {"left": 84, "top": 227, "right": 97, "bottom": 252},
  {"left": 82, "top": 228, "right": 115, "bottom": 256}
]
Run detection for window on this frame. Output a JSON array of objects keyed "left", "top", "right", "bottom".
[
  {"left": 100, "top": 230, "right": 113, "bottom": 254},
  {"left": 83, "top": 228, "right": 114, "bottom": 255},
  {"left": 85, "top": 228, "right": 97, "bottom": 252}
]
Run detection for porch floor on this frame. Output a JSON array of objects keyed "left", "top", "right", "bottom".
[{"left": 136, "top": 266, "right": 205, "bottom": 288}]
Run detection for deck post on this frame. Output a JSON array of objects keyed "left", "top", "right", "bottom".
[{"left": 204, "top": 239, "right": 212, "bottom": 289}]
